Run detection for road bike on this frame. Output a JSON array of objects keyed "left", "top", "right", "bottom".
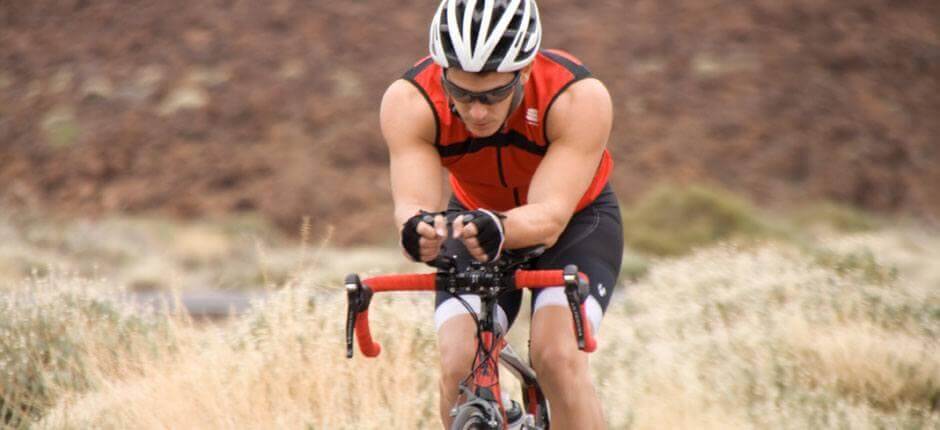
[{"left": 345, "top": 217, "right": 597, "bottom": 429}]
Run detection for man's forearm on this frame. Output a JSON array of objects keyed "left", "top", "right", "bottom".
[{"left": 502, "top": 203, "right": 569, "bottom": 249}]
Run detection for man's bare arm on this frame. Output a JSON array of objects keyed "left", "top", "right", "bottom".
[
  {"left": 380, "top": 79, "right": 446, "bottom": 230},
  {"left": 502, "top": 78, "right": 613, "bottom": 249}
]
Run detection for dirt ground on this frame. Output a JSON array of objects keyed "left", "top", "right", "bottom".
[{"left": 1, "top": 0, "right": 938, "bottom": 244}]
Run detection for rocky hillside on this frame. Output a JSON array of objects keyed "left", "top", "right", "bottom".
[{"left": 1, "top": 0, "right": 938, "bottom": 244}]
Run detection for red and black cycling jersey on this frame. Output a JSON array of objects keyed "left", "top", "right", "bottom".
[{"left": 402, "top": 50, "right": 613, "bottom": 213}]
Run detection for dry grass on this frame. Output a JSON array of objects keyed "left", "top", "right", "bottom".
[
  {"left": 787, "top": 319, "right": 940, "bottom": 409},
  {"left": 31, "top": 289, "right": 441, "bottom": 429},
  {"left": 2, "top": 217, "right": 939, "bottom": 428},
  {"left": 595, "top": 241, "right": 939, "bottom": 429}
]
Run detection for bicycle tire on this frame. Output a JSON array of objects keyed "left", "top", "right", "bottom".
[{"left": 450, "top": 404, "right": 495, "bottom": 430}]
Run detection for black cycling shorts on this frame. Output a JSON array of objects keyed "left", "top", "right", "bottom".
[{"left": 433, "top": 183, "right": 624, "bottom": 332}]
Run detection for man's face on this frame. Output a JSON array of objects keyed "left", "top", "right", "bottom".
[{"left": 443, "top": 69, "right": 521, "bottom": 137}]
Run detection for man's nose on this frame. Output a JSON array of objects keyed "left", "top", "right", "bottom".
[{"left": 468, "top": 102, "right": 489, "bottom": 120}]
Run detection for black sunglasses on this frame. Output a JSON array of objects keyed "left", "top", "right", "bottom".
[{"left": 441, "top": 71, "right": 520, "bottom": 105}]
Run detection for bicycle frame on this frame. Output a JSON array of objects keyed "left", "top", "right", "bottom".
[{"left": 499, "top": 345, "right": 549, "bottom": 428}]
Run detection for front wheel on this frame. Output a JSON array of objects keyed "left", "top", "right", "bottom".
[{"left": 451, "top": 404, "right": 497, "bottom": 430}]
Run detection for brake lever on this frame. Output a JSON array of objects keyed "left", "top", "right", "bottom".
[
  {"left": 345, "top": 274, "right": 373, "bottom": 358},
  {"left": 562, "top": 265, "right": 590, "bottom": 351}
]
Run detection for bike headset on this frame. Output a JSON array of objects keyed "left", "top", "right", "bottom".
[{"left": 429, "top": 0, "right": 542, "bottom": 136}]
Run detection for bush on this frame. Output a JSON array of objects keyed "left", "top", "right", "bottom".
[
  {"left": 791, "top": 202, "right": 881, "bottom": 233},
  {"left": 621, "top": 184, "right": 775, "bottom": 256},
  {"left": 812, "top": 248, "right": 899, "bottom": 285}
]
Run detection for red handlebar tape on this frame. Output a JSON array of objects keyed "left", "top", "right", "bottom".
[
  {"left": 352, "top": 274, "right": 435, "bottom": 358},
  {"left": 355, "top": 311, "right": 381, "bottom": 357},
  {"left": 354, "top": 269, "right": 597, "bottom": 358},
  {"left": 514, "top": 270, "right": 590, "bottom": 288},
  {"left": 363, "top": 274, "right": 436, "bottom": 292},
  {"left": 514, "top": 270, "right": 564, "bottom": 288}
]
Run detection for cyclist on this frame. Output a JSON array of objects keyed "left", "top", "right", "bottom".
[{"left": 380, "top": 1, "right": 622, "bottom": 428}]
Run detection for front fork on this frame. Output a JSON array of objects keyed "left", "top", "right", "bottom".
[
  {"left": 501, "top": 343, "right": 549, "bottom": 429},
  {"left": 452, "top": 322, "right": 508, "bottom": 428}
]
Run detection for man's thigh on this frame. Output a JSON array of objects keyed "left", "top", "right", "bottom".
[{"left": 531, "top": 199, "right": 623, "bottom": 332}]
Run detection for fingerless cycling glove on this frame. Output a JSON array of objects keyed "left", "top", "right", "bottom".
[
  {"left": 400, "top": 210, "right": 440, "bottom": 262},
  {"left": 461, "top": 209, "right": 506, "bottom": 262}
]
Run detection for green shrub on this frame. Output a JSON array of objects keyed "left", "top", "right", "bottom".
[
  {"left": 791, "top": 202, "right": 881, "bottom": 233},
  {"left": 812, "top": 249, "right": 899, "bottom": 285},
  {"left": 621, "top": 184, "right": 775, "bottom": 256}
]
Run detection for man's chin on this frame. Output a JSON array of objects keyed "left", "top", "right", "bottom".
[{"left": 467, "top": 125, "right": 501, "bottom": 138}]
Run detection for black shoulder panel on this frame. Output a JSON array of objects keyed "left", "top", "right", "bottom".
[
  {"left": 541, "top": 51, "right": 593, "bottom": 147},
  {"left": 403, "top": 57, "right": 435, "bottom": 80},
  {"left": 541, "top": 50, "right": 591, "bottom": 81},
  {"left": 400, "top": 58, "right": 441, "bottom": 148}
]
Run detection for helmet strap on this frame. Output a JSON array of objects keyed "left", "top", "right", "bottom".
[{"left": 500, "top": 78, "right": 525, "bottom": 131}]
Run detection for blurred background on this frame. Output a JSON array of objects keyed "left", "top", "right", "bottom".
[
  {"left": 2, "top": 2, "right": 940, "bottom": 429},
  {"left": 2, "top": 0, "right": 938, "bottom": 246}
]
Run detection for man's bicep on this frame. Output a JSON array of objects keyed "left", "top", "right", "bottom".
[
  {"left": 380, "top": 80, "right": 445, "bottom": 222},
  {"left": 528, "top": 79, "right": 612, "bottom": 214},
  {"left": 527, "top": 142, "right": 602, "bottom": 216},
  {"left": 388, "top": 141, "right": 443, "bottom": 206}
]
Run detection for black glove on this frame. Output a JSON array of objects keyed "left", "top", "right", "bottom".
[
  {"left": 460, "top": 209, "right": 506, "bottom": 262},
  {"left": 400, "top": 210, "right": 441, "bottom": 262}
]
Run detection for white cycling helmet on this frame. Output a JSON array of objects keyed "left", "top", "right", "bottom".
[{"left": 429, "top": 0, "right": 542, "bottom": 73}]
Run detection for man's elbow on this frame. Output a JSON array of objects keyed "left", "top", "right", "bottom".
[{"left": 541, "top": 215, "right": 569, "bottom": 249}]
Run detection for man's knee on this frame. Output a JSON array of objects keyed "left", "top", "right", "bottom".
[
  {"left": 530, "top": 307, "right": 589, "bottom": 384},
  {"left": 437, "top": 315, "right": 477, "bottom": 388},
  {"left": 531, "top": 339, "right": 587, "bottom": 382}
]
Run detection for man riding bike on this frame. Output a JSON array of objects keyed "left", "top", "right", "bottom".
[{"left": 380, "top": 1, "right": 623, "bottom": 428}]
